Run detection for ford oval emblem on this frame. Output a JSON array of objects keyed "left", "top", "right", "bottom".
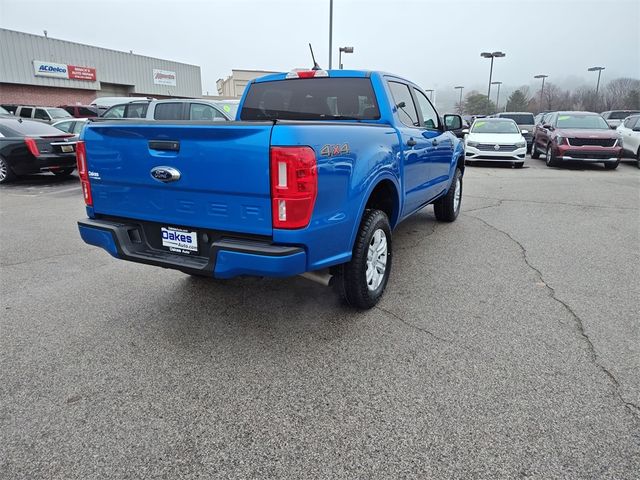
[{"left": 150, "top": 166, "right": 181, "bottom": 183}]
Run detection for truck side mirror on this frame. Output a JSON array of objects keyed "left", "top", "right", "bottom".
[{"left": 444, "top": 114, "right": 462, "bottom": 131}]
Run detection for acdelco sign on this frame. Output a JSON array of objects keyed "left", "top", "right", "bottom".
[
  {"left": 33, "top": 60, "right": 97, "bottom": 81},
  {"left": 33, "top": 61, "right": 68, "bottom": 78}
]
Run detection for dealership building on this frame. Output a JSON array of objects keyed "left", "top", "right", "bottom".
[{"left": 0, "top": 28, "right": 203, "bottom": 106}]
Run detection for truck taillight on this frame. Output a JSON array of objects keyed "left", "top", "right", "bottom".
[
  {"left": 76, "top": 141, "right": 92, "bottom": 206},
  {"left": 270, "top": 146, "right": 317, "bottom": 229},
  {"left": 24, "top": 137, "right": 40, "bottom": 157}
]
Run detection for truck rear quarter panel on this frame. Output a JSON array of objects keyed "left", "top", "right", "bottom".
[{"left": 271, "top": 122, "right": 401, "bottom": 270}]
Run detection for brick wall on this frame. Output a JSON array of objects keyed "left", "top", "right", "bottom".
[{"left": 0, "top": 83, "right": 97, "bottom": 106}]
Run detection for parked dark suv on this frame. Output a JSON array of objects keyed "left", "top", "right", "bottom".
[
  {"left": 494, "top": 112, "right": 535, "bottom": 152},
  {"left": 59, "top": 105, "right": 99, "bottom": 118},
  {"left": 531, "top": 111, "right": 622, "bottom": 169}
]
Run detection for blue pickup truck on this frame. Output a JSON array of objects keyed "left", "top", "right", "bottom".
[{"left": 77, "top": 69, "right": 465, "bottom": 309}]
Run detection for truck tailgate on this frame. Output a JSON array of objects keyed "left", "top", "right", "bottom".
[{"left": 83, "top": 122, "right": 273, "bottom": 236}]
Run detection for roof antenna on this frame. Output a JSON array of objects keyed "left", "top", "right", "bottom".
[{"left": 309, "top": 43, "right": 321, "bottom": 70}]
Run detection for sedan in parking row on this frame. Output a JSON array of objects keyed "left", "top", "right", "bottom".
[
  {"left": 0, "top": 118, "right": 77, "bottom": 183},
  {"left": 464, "top": 118, "right": 527, "bottom": 167}
]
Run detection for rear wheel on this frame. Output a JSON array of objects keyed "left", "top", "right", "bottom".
[
  {"left": 52, "top": 167, "right": 75, "bottom": 177},
  {"left": 546, "top": 144, "right": 560, "bottom": 167},
  {"left": 603, "top": 160, "right": 619, "bottom": 170},
  {"left": 636, "top": 148, "right": 640, "bottom": 169},
  {"left": 0, "top": 156, "right": 16, "bottom": 184},
  {"left": 531, "top": 141, "right": 540, "bottom": 159},
  {"left": 433, "top": 167, "right": 462, "bottom": 222},
  {"left": 334, "top": 209, "right": 392, "bottom": 309}
]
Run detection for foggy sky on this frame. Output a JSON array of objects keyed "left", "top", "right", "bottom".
[{"left": 1, "top": 0, "right": 638, "bottom": 105}]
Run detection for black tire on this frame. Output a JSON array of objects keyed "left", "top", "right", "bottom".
[
  {"left": 636, "top": 148, "right": 640, "bottom": 169},
  {"left": 603, "top": 160, "right": 619, "bottom": 170},
  {"left": 334, "top": 209, "right": 392, "bottom": 309},
  {"left": 531, "top": 141, "right": 540, "bottom": 159},
  {"left": 0, "top": 156, "right": 16, "bottom": 184},
  {"left": 433, "top": 167, "right": 462, "bottom": 222},
  {"left": 52, "top": 167, "right": 75, "bottom": 177},
  {"left": 545, "top": 144, "right": 560, "bottom": 167}
]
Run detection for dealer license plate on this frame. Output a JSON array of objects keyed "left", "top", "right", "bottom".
[
  {"left": 161, "top": 227, "right": 198, "bottom": 254},
  {"left": 60, "top": 144, "right": 74, "bottom": 153}
]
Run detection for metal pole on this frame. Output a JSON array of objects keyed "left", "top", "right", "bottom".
[
  {"left": 328, "top": 0, "right": 333, "bottom": 69},
  {"left": 540, "top": 76, "right": 546, "bottom": 110},
  {"left": 339, "top": 50, "right": 342, "bottom": 70},
  {"left": 459, "top": 88, "right": 463, "bottom": 112},
  {"left": 495, "top": 83, "right": 501, "bottom": 112},
  {"left": 487, "top": 56, "right": 494, "bottom": 114},
  {"left": 595, "top": 69, "right": 602, "bottom": 110}
]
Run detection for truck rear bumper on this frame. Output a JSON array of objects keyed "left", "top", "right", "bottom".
[{"left": 78, "top": 218, "right": 306, "bottom": 278}]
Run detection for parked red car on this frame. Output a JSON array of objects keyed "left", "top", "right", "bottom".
[
  {"left": 531, "top": 111, "right": 622, "bottom": 169},
  {"left": 58, "top": 105, "right": 99, "bottom": 118}
]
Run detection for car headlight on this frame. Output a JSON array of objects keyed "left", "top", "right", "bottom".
[
  {"left": 516, "top": 141, "right": 526, "bottom": 148},
  {"left": 555, "top": 135, "right": 565, "bottom": 146},
  {"left": 467, "top": 141, "right": 479, "bottom": 148}
]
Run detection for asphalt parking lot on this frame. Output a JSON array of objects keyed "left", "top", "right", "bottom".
[{"left": 1, "top": 157, "right": 639, "bottom": 479}]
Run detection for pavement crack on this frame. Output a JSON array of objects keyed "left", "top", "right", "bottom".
[
  {"left": 465, "top": 194, "right": 639, "bottom": 211},
  {"left": 1, "top": 250, "right": 91, "bottom": 267},
  {"left": 466, "top": 212, "right": 640, "bottom": 421},
  {"left": 463, "top": 199, "right": 504, "bottom": 213},
  {"left": 375, "top": 305, "right": 455, "bottom": 346}
]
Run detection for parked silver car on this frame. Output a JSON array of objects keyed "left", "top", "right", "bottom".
[
  {"left": 601, "top": 110, "right": 640, "bottom": 129},
  {"left": 101, "top": 98, "right": 236, "bottom": 121}
]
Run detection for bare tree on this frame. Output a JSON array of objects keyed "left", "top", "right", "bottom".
[
  {"left": 604, "top": 78, "right": 640, "bottom": 110},
  {"left": 571, "top": 86, "right": 597, "bottom": 111},
  {"left": 541, "top": 83, "right": 563, "bottom": 110}
]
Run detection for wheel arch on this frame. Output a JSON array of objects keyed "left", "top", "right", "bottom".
[{"left": 348, "top": 175, "right": 401, "bottom": 252}]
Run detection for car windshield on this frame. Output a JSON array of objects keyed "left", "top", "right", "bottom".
[
  {"left": 240, "top": 77, "right": 381, "bottom": 121},
  {"left": 1, "top": 119, "right": 67, "bottom": 136},
  {"left": 556, "top": 114, "right": 609, "bottom": 129},
  {"left": 499, "top": 114, "right": 534, "bottom": 125},
  {"left": 471, "top": 119, "right": 520, "bottom": 134},
  {"left": 213, "top": 102, "right": 239, "bottom": 118},
  {"left": 48, "top": 108, "right": 72, "bottom": 119},
  {"left": 609, "top": 111, "right": 640, "bottom": 120}
]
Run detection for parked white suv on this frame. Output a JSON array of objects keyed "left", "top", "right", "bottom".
[
  {"left": 101, "top": 99, "right": 235, "bottom": 121},
  {"left": 616, "top": 114, "right": 640, "bottom": 168},
  {"left": 15, "top": 105, "right": 73, "bottom": 124}
]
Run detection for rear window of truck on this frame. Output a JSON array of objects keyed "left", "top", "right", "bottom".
[{"left": 240, "top": 78, "right": 380, "bottom": 121}]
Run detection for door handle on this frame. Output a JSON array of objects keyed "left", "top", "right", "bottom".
[
  {"left": 149, "top": 140, "right": 180, "bottom": 152},
  {"left": 407, "top": 138, "right": 417, "bottom": 147}
]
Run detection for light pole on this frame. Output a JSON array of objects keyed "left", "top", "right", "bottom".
[
  {"left": 491, "top": 81, "right": 502, "bottom": 113},
  {"left": 454, "top": 86, "right": 464, "bottom": 114},
  {"left": 425, "top": 89, "right": 434, "bottom": 101},
  {"left": 588, "top": 66, "right": 605, "bottom": 110},
  {"left": 339, "top": 46, "right": 354, "bottom": 69},
  {"left": 481, "top": 51, "right": 505, "bottom": 113},
  {"left": 328, "top": 0, "right": 333, "bottom": 68},
  {"left": 534, "top": 74, "right": 548, "bottom": 111}
]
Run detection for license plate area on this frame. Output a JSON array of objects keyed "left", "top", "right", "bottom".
[
  {"left": 60, "top": 144, "right": 74, "bottom": 153},
  {"left": 160, "top": 226, "right": 198, "bottom": 255}
]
